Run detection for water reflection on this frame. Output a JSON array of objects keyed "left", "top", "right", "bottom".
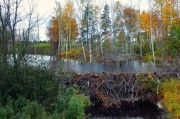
[
  {"left": 22, "top": 55, "right": 161, "bottom": 73},
  {"left": 62, "top": 58, "right": 160, "bottom": 73}
]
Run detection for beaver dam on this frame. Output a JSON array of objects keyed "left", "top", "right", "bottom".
[{"left": 65, "top": 72, "right": 179, "bottom": 118}]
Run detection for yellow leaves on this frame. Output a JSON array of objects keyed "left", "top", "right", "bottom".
[
  {"left": 140, "top": 12, "right": 150, "bottom": 33},
  {"left": 60, "top": 48, "right": 83, "bottom": 58},
  {"left": 139, "top": 11, "right": 159, "bottom": 34},
  {"left": 62, "top": 1, "right": 78, "bottom": 39},
  {"left": 62, "top": 2, "right": 74, "bottom": 18},
  {"left": 47, "top": 1, "right": 78, "bottom": 42},
  {"left": 161, "top": 79, "right": 180, "bottom": 117},
  {"left": 162, "top": 3, "right": 179, "bottom": 30}
]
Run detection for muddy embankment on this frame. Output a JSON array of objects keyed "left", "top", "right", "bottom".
[{"left": 66, "top": 72, "right": 179, "bottom": 117}]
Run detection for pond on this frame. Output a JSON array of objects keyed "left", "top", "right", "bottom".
[
  {"left": 24, "top": 55, "right": 161, "bottom": 73},
  {"left": 15, "top": 55, "right": 167, "bottom": 118}
]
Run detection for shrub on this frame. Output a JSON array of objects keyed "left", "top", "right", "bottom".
[
  {"left": 54, "top": 67, "right": 91, "bottom": 119},
  {"left": 20, "top": 101, "right": 50, "bottom": 119},
  {"left": 0, "top": 99, "right": 14, "bottom": 119},
  {"left": 0, "top": 60, "right": 91, "bottom": 119},
  {"left": 161, "top": 79, "right": 180, "bottom": 118},
  {"left": 137, "top": 74, "right": 159, "bottom": 93},
  {"left": 65, "top": 87, "right": 90, "bottom": 119}
]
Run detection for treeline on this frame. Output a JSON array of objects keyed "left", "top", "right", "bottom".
[{"left": 47, "top": 0, "right": 180, "bottom": 63}]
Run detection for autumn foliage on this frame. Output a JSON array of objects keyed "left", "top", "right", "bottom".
[
  {"left": 47, "top": 1, "right": 78, "bottom": 52},
  {"left": 161, "top": 79, "right": 180, "bottom": 118}
]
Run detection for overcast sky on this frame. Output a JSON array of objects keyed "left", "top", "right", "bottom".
[{"left": 36, "top": 0, "right": 149, "bottom": 41}]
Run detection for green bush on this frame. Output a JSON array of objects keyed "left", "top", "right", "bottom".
[
  {"left": 64, "top": 87, "right": 90, "bottom": 119},
  {"left": 0, "top": 101, "right": 14, "bottom": 119},
  {"left": 0, "top": 62, "right": 91, "bottom": 119},
  {"left": 20, "top": 101, "right": 50, "bottom": 119},
  {"left": 54, "top": 68, "right": 91, "bottom": 119},
  {"left": 137, "top": 74, "right": 159, "bottom": 93}
]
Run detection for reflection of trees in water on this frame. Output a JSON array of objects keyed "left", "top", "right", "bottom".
[{"left": 7, "top": 54, "right": 160, "bottom": 73}]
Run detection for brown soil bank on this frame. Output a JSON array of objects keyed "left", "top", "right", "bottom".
[{"left": 67, "top": 72, "right": 179, "bottom": 116}]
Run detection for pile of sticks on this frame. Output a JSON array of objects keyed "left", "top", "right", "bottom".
[{"left": 68, "top": 72, "right": 179, "bottom": 108}]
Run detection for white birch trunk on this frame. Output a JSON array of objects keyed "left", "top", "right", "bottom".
[
  {"left": 149, "top": 0, "right": 156, "bottom": 64},
  {"left": 101, "top": 41, "right": 104, "bottom": 60}
]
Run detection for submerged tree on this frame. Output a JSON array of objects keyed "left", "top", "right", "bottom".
[{"left": 0, "top": 0, "right": 42, "bottom": 67}]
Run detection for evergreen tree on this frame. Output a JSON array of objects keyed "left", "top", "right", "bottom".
[
  {"left": 80, "top": 4, "right": 93, "bottom": 43},
  {"left": 113, "top": 1, "right": 124, "bottom": 41},
  {"left": 101, "top": 4, "right": 111, "bottom": 40},
  {"left": 168, "top": 22, "right": 180, "bottom": 56},
  {"left": 80, "top": 1, "right": 93, "bottom": 63},
  {"left": 91, "top": 6, "right": 99, "bottom": 41}
]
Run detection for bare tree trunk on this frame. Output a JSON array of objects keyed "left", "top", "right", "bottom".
[
  {"left": 1, "top": 35, "right": 8, "bottom": 65},
  {"left": 69, "top": 26, "right": 72, "bottom": 50},
  {"left": 75, "top": 0, "right": 87, "bottom": 61},
  {"left": 66, "top": 32, "right": 69, "bottom": 52},
  {"left": 100, "top": 41, "right": 104, "bottom": 60},
  {"left": 58, "top": 15, "right": 62, "bottom": 55},
  {"left": 176, "top": 0, "right": 179, "bottom": 18},
  {"left": 81, "top": 40, "right": 87, "bottom": 62},
  {"left": 149, "top": 0, "right": 156, "bottom": 64},
  {"left": 66, "top": 43, "right": 68, "bottom": 58},
  {"left": 110, "top": 0, "right": 116, "bottom": 49},
  {"left": 137, "top": 0, "right": 143, "bottom": 60},
  {"left": 87, "top": 0, "right": 92, "bottom": 63},
  {"left": 0, "top": 3, "right": 9, "bottom": 66},
  {"left": 89, "top": 39, "right": 92, "bottom": 63}
]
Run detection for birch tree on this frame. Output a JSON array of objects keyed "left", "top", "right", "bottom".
[
  {"left": 149, "top": 0, "right": 156, "bottom": 63},
  {"left": 55, "top": 1, "right": 63, "bottom": 55},
  {"left": 75, "top": 0, "right": 87, "bottom": 61}
]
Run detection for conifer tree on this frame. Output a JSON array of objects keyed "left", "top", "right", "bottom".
[{"left": 101, "top": 4, "right": 111, "bottom": 40}]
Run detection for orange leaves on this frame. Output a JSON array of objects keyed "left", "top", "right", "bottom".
[
  {"left": 139, "top": 11, "right": 160, "bottom": 34},
  {"left": 154, "top": 0, "right": 179, "bottom": 33},
  {"left": 139, "top": 12, "right": 150, "bottom": 33},
  {"left": 123, "top": 7, "right": 137, "bottom": 29},
  {"left": 47, "top": 17, "right": 59, "bottom": 42},
  {"left": 47, "top": 1, "right": 78, "bottom": 42}
]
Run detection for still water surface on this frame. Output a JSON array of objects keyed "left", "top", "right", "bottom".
[{"left": 26, "top": 55, "right": 161, "bottom": 73}]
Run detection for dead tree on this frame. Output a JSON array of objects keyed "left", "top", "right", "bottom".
[
  {"left": 0, "top": 0, "right": 43, "bottom": 67},
  {"left": 0, "top": 0, "right": 11, "bottom": 65}
]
